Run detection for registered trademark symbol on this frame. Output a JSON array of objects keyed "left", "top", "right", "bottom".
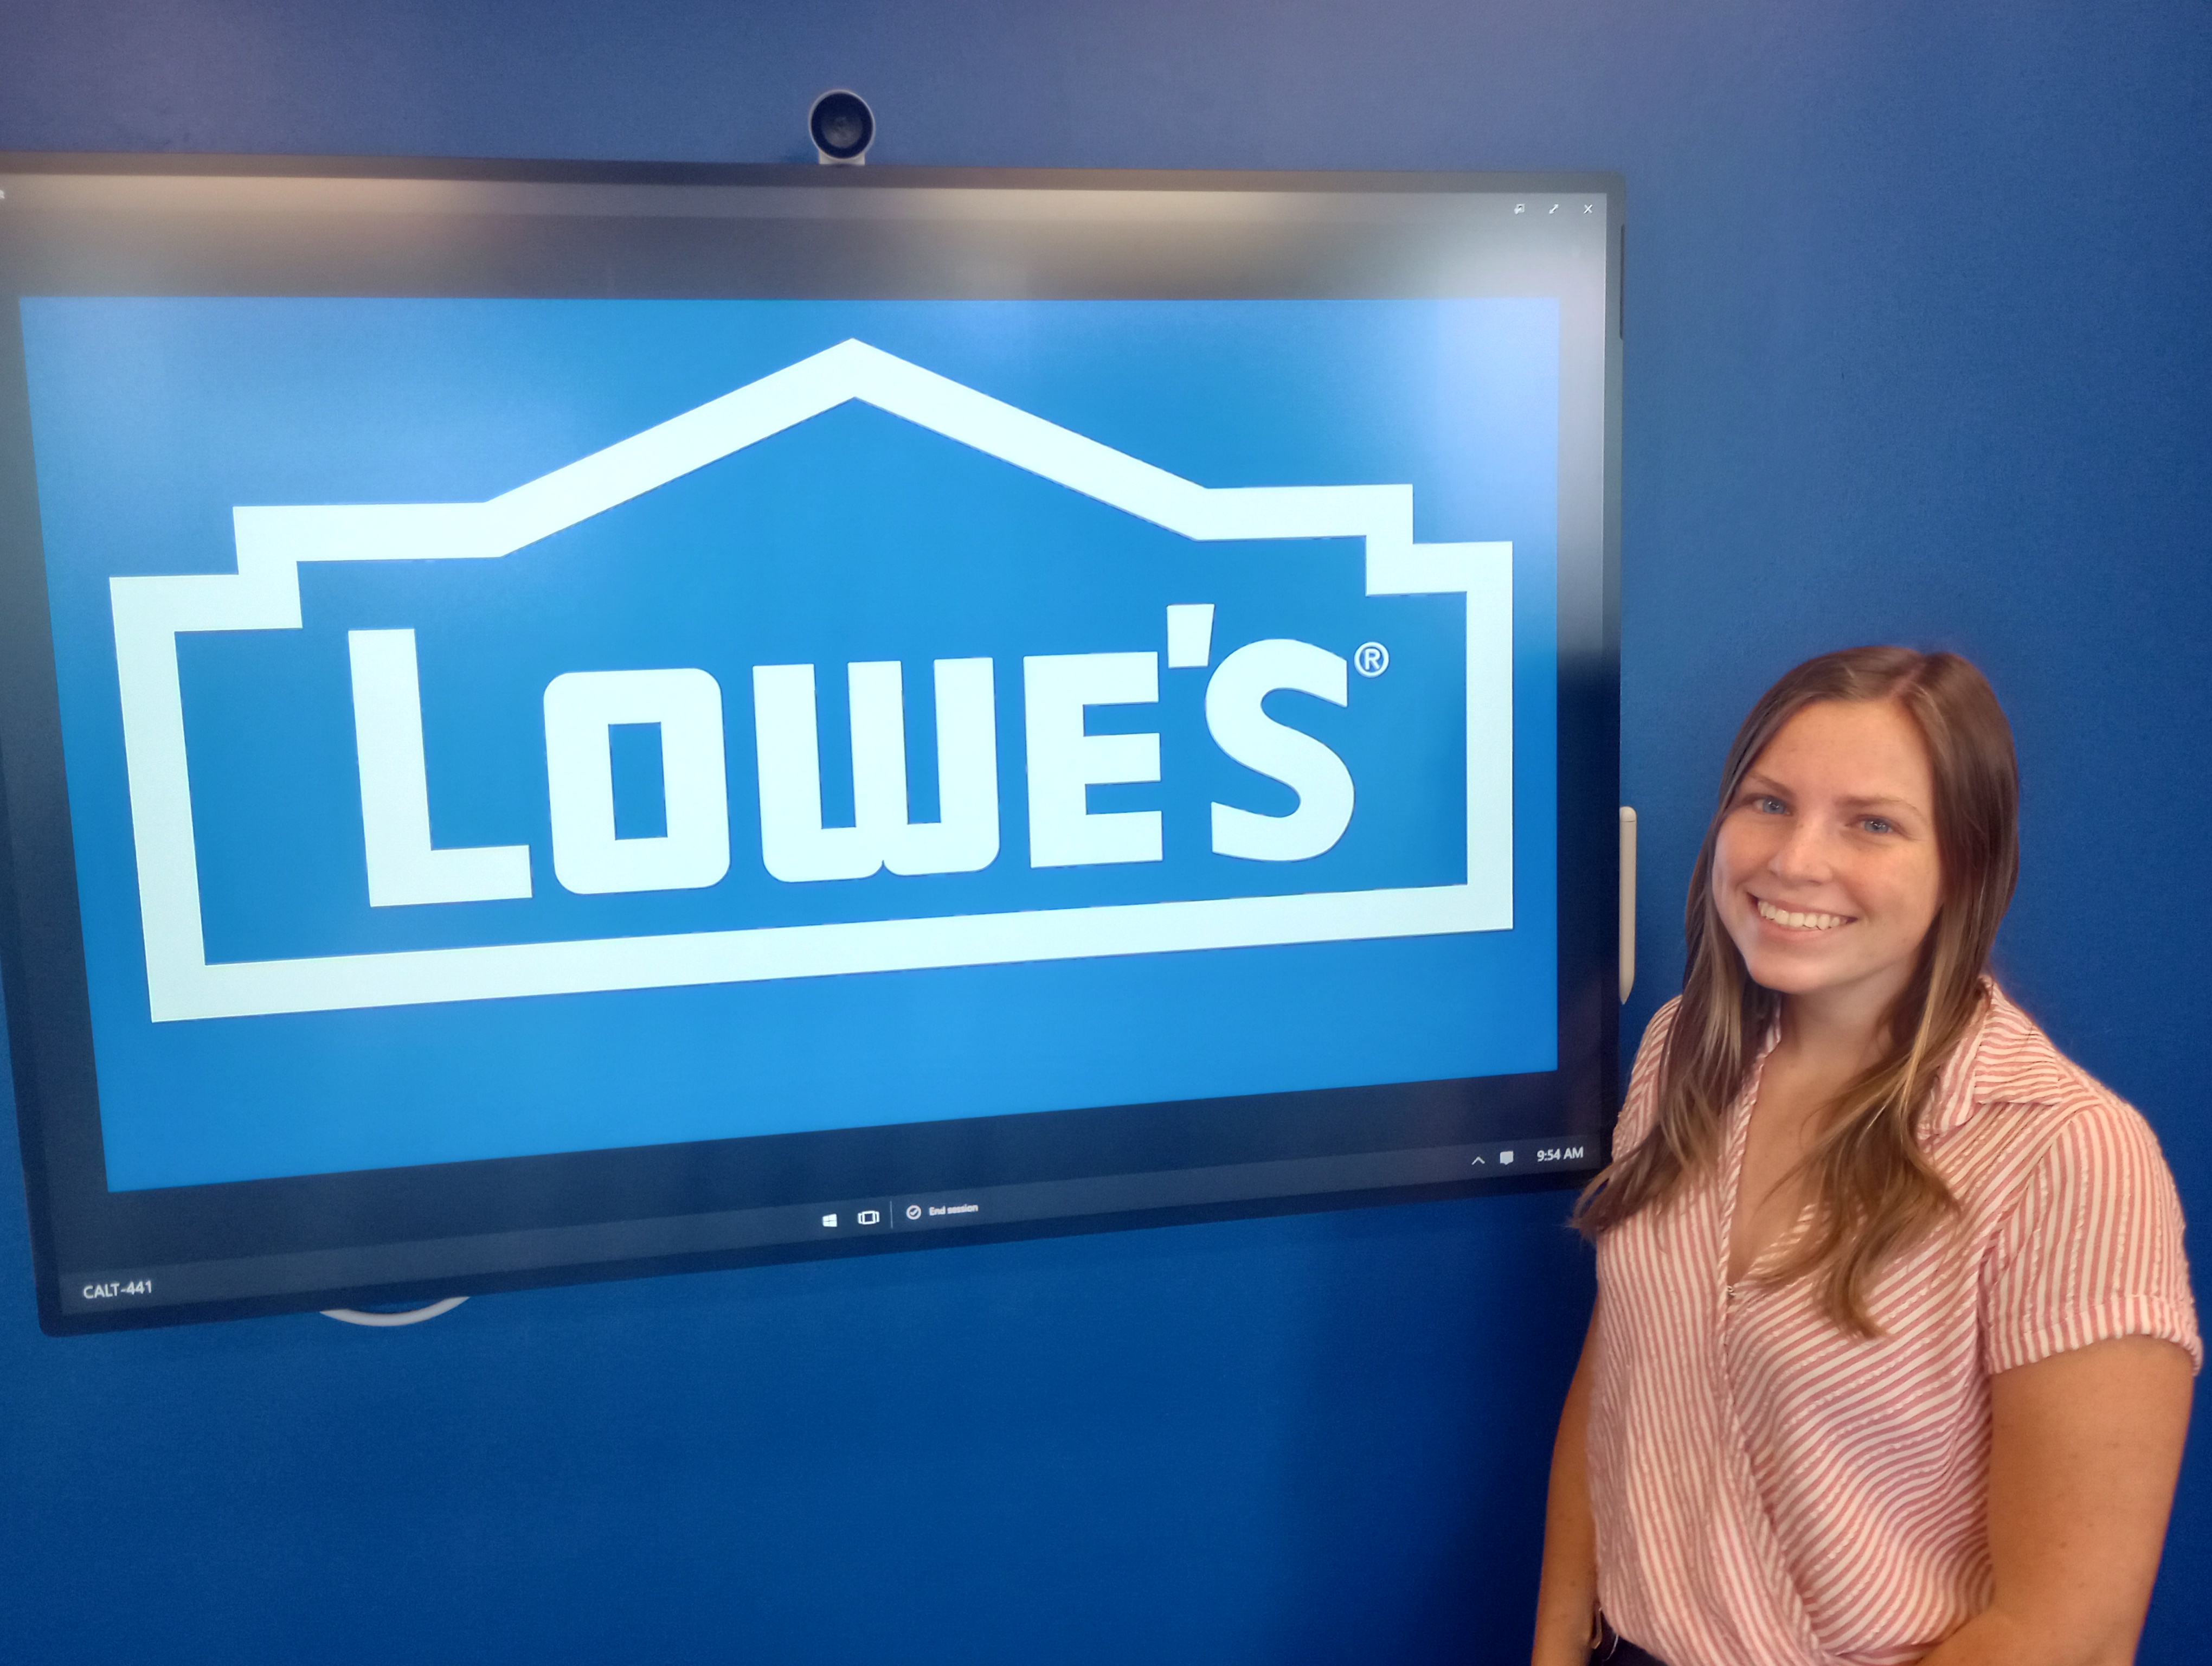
[{"left": 1353, "top": 642, "right": 1390, "bottom": 677}]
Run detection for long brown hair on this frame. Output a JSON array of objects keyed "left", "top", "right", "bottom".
[{"left": 1577, "top": 647, "right": 2020, "bottom": 1334}]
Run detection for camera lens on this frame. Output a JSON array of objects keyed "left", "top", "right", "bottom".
[{"left": 809, "top": 91, "right": 875, "bottom": 163}]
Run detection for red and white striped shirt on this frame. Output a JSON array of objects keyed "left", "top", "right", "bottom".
[{"left": 1589, "top": 984, "right": 2200, "bottom": 1666}]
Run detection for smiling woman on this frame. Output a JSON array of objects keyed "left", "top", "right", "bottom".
[
  {"left": 1718, "top": 699, "right": 1944, "bottom": 1035},
  {"left": 1532, "top": 649, "right": 2201, "bottom": 1666}
]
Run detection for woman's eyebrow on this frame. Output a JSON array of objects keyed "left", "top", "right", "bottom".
[{"left": 1835, "top": 794, "right": 1921, "bottom": 812}]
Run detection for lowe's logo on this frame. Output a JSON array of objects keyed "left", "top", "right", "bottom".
[
  {"left": 111, "top": 340, "right": 1512, "bottom": 1023},
  {"left": 354, "top": 612, "right": 1355, "bottom": 900}
]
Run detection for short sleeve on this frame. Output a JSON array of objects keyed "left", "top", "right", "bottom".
[
  {"left": 1981, "top": 1101, "right": 2202, "bottom": 1375},
  {"left": 1612, "top": 998, "right": 1681, "bottom": 1158}
]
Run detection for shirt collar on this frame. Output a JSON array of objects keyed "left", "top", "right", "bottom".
[
  {"left": 1925, "top": 975, "right": 2087, "bottom": 1141},
  {"left": 1742, "top": 976, "right": 2018, "bottom": 1143}
]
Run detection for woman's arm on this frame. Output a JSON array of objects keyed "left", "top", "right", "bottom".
[
  {"left": 1919, "top": 1335, "right": 2193, "bottom": 1666},
  {"left": 1532, "top": 1309, "right": 1602, "bottom": 1666}
]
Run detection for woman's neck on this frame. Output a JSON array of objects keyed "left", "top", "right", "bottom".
[{"left": 1774, "top": 982, "right": 1895, "bottom": 1079}]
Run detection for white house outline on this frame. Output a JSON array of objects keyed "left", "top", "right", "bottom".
[{"left": 108, "top": 338, "right": 1513, "bottom": 1023}]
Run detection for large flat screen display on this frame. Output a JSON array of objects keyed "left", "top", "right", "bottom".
[{"left": 0, "top": 159, "right": 1621, "bottom": 1332}]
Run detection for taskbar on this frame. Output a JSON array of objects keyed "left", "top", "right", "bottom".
[{"left": 57, "top": 1133, "right": 1602, "bottom": 1319}]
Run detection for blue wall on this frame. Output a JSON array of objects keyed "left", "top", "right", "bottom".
[{"left": 2, "top": 4, "right": 2207, "bottom": 1661}]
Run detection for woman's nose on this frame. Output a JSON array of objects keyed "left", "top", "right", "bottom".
[{"left": 1769, "top": 822, "right": 1835, "bottom": 882}]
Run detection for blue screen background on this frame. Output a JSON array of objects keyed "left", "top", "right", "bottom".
[{"left": 22, "top": 298, "right": 1559, "bottom": 1190}]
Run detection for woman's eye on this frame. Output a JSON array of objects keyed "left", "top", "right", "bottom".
[
  {"left": 1756, "top": 796, "right": 1787, "bottom": 814},
  {"left": 1862, "top": 817, "right": 1895, "bottom": 835}
]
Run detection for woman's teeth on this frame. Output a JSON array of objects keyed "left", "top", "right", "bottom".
[{"left": 1756, "top": 899, "right": 1848, "bottom": 931}]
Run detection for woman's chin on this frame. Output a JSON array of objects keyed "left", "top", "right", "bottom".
[
  {"left": 1746, "top": 968, "right": 1820, "bottom": 998},
  {"left": 1734, "top": 939, "right": 1850, "bottom": 997}
]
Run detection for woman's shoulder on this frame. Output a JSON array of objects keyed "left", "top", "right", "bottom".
[
  {"left": 1954, "top": 985, "right": 2142, "bottom": 1126},
  {"left": 1942, "top": 985, "right": 2177, "bottom": 1195},
  {"left": 1634, "top": 995, "right": 1684, "bottom": 1064},
  {"left": 1615, "top": 997, "right": 1684, "bottom": 1149},
  {"left": 1963, "top": 990, "right": 2200, "bottom": 1372}
]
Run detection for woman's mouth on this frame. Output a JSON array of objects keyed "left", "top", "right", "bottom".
[{"left": 1754, "top": 897, "right": 1851, "bottom": 932}]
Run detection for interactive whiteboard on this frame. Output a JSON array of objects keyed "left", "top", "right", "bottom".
[{"left": 0, "top": 162, "right": 1621, "bottom": 1330}]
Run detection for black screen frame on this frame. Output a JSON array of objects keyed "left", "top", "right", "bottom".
[{"left": 0, "top": 155, "right": 1623, "bottom": 1334}]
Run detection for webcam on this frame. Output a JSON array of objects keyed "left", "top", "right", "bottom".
[{"left": 809, "top": 90, "right": 875, "bottom": 166}]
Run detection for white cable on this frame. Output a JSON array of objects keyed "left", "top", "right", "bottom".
[
  {"left": 1619, "top": 806, "right": 1637, "bottom": 1004},
  {"left": 320, "top": 1296, "right": 469, "bottom": 1327}
]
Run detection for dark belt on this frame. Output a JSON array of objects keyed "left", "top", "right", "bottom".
[{"left": 1593, "top": 1617, "right": 1670, "bottom": 1666}]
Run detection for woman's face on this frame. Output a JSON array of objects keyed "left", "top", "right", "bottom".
[{"left": 1711, "top": 697, "right": 1944, "bottom": 1020}]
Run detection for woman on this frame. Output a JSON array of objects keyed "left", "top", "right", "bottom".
[{"left": 1533, "top": 648, "right": 2198, "bottom": 1666}]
